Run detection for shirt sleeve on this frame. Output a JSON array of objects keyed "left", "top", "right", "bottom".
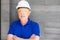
[
  {"left": 32, "top": 23, "right": 40, "bottom": 36},
  {"left": 7, "top": 22, "right": 14, "bottom": 35}
]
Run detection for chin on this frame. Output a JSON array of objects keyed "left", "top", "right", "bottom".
[
  {"left": 19, "top": 17, "right": 28, "bottom": 20},
  {"left": 20, "top": 18, "right": 26, "bottom": 20}
]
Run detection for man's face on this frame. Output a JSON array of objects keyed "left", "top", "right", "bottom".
[{"left": 17, "top": 8, "right": 31, "bottom": 21}]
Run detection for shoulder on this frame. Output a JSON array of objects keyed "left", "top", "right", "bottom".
[
  {"left": 10, "top": 20, "right": 20, "bottom": 27},
  {"left": 11, "top": 20, "right": 19, "bottom": 24},
  {"left": 30, "top": 19, "right": 39, "bottom": 26}
]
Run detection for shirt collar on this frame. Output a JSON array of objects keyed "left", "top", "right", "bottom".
[{"left": 27, "top": 18, "right": 31, "bottom": 24}]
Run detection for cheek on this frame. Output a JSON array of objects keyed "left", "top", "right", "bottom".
[
  {"left": 18, "top": 12, "right": 21, "bottom": 15},
  {"left": 25, "top": 12, "right": 30, "bottom": 17},
  {"left": 18, "top": 13, "right": 21, "bottom": 18},
  {"left": 28, "top": 12, "right": 30, "bottom": 16},
  {"left": 25, "top": 13, "right": 29, "bottom": 17}
]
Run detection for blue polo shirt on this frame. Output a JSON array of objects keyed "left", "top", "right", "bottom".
[{"left": 8, "top": 18, "right": 40, "bottom": 39}]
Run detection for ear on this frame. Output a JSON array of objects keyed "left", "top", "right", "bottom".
[{"left": 28, "top": 11, "right": 31, "bottom": 16}]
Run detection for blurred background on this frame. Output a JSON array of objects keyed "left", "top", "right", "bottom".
[{"left": 1, "top": 0, "right": 60, "bottom": 40}]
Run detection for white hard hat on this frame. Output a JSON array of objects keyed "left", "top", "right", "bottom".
[{"left": 16, "top": 0, "right": 31, "bottom": 10}]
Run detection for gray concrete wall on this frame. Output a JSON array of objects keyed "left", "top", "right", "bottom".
[
  {"left": 1, "top": 0, "right": 10, "bottom": 40},
  {"left": 1, "top": 0, "right": 60, "bottom": 40}
]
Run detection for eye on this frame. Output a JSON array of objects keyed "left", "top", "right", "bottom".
[{"left": 18, "top": 10, "right": 21, "bottom": 12}]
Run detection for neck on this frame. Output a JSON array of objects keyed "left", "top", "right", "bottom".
[{"left": 20, "top": 19, "right": 28, "bottom": 26}]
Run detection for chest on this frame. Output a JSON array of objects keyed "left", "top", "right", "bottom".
[{"left": 13, "top": 25, "right": 33, "bottom": 38}]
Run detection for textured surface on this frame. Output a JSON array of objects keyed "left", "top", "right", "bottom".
[{"left": 1, "top": 0, "right": 60, "bottom": 40}]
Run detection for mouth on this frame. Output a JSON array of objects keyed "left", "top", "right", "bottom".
[{"left": 21, "top": 16, "right": 25, "bottom": 17}]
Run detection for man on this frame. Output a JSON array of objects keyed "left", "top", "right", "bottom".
[{"left": 7, "top": 0, "right": 40, "bottom": 40}]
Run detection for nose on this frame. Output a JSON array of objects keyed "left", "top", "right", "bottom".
[{"left": 21, "top": 12, "right": 24, "bottom": 15}]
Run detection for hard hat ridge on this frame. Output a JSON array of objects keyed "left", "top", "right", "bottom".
[{"left": 16, "top": 0, "right": 31, "bottom": 10}]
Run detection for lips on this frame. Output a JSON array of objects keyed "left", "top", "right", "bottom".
[{"left": 21, "top": 16, "right": 25, "bottom": 17}]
